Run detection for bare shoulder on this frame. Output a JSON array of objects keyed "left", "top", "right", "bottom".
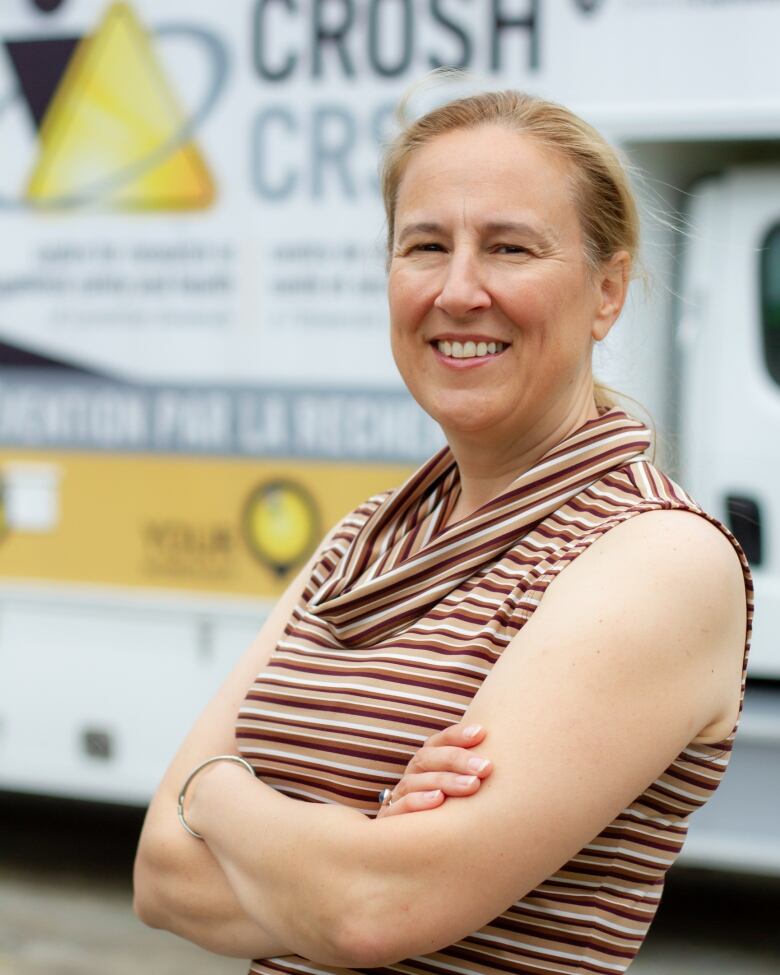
[
  {"left": 602, "top": 506, "right": 741, "bottom": 560},
  {"left": 537, "top": 507, "right": 748, "bottom": 742},
  {"left": 544, "top": 507, "right": 746, "bottom": 620}
]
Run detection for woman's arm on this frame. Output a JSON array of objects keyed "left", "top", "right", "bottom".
[
  {"left": 133, "top": 516, "right": 495, "bottom": 958},
  {"left": 133, "top": 552, "right": 321, "bottom": 958},
  {"left": 184, "top": 509, "right": 748, "bottom": 968}
]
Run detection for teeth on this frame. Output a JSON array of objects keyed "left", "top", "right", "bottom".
[{"left": 436, "top": 340, "right": 506, "bottom": 359}]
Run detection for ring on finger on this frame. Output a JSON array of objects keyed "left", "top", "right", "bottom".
[{"left": 377, "top": 787, "right": 395, "bottom": 808}]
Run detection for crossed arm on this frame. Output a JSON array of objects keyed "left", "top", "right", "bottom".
[{"left": 134, "top": 510, "right": 747, "bottom": 967}]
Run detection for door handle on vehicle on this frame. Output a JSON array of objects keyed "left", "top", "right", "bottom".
[{"left": 725, "top": 495, "right": 762, "bottom": 566}]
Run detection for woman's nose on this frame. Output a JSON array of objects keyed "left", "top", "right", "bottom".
[{"left": 433, "top": 252, "right": 492, "bottom": 318}]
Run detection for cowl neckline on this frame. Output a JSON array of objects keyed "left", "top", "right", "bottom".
[{"left": 308, "top": 407, "right": 652, "bottom": 646}]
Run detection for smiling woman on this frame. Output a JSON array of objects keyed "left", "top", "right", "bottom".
[
  {"left": 134, "top": 89, "right": 753, "bottom": 975},
  {"left": 387, "top": 123, "right": 628, "bottom": 513}
]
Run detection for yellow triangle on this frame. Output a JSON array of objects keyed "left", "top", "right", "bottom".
[{"left": 26, "top": 2, "right": 215, "bottom": 210}]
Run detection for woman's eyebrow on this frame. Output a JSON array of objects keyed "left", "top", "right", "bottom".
[
  {"left": 396, "top": 220, "right": 558, "bottom": 247},
  {"left": 482, "top": 221, "right": 559, "bottom": 245},
  {"left": 396, "top": 222, "right": 443, "bottom": 245}
]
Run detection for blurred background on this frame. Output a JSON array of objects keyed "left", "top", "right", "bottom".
[{"left": 1, "top": 0, "right": 779, "bottom": 971}]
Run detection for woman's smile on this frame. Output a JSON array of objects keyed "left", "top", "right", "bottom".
[{"left": 430, "top": 336, "right": 510, "bottom": 368}]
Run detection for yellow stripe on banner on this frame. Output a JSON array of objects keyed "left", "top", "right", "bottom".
[{"left": 0, "top": 451, "right": 410, "bottom": 598}]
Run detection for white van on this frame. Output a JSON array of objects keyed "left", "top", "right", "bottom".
[{"left": 0, "top": 0, "right": 778, "bottom": 873}]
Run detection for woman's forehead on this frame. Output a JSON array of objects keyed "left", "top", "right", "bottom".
[{"left": 395, "top": 126, "right": 578, "bottom": 232}]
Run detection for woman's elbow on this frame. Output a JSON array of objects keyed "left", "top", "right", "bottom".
[
  {"left": 328, "top": 881, "right": 460, "bottom": 968},
  {"left": 328, "top": 919, "right": 410, "bottom": 969},
  {"left": 132, "top": 829, "right": 171, "bottom": 929},
  {"left": 133, "top": 887, "right": 162, "bottom": 929},
  {"left": 323, "top": 891, "right": 408, "bottom": 968},
  {"left": 133, "top": 865, "right": 161, "bottom": 928},
  {"left": 317, "top": 918, "right": 389, "bottom": 969}
]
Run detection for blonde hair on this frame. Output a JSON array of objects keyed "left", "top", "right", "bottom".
[{"left": 380, "top": 87, "right": 642, "bottom": 413}]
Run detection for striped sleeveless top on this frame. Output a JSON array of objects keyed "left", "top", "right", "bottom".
[{"left": 236, "top": 406, "right": 754, "bottom": 975}]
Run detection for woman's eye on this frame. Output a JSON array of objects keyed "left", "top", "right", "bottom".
[
  {"left": 413, "top": 242, "right": 445, "bottom": 252},
  {"left": 495, "top": 244, "right": 528, "bottom": 255}
]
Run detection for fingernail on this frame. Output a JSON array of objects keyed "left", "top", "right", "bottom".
[
  {"left": 463, "top": 724, "right": 482, "bottom": 739},
  {"left": 456, "top": 775, "right": 477, "bottom": 786},
  {"left": 467, "top": 757, "right": 489, "bottom": 773},
  {"left": 424, "top": 790, "right": 442, "bottom": 800}
]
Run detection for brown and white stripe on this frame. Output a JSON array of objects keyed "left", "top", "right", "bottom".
[{"left": 236, "top": 407, "right": 754, "bottom": 975}]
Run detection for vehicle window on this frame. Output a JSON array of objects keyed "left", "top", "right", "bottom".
[{"left": 761, "top": 224, "right": 780, "bottom": 387}]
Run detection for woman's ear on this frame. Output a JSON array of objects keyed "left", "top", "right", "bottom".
[{"left": 592, "top": 251, "right": 631, "bottom": 341}]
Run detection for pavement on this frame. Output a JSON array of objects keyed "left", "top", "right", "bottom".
[
  {"left": 0, "top": 870, "right": 244, "bottom": 975},
  {"left": 1, "top": 793, "right": 778, "bottom": 974}
]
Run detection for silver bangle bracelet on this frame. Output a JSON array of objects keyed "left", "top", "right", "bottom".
[{"left": 177, "top": 754, "right": 255, "bottom": 840}]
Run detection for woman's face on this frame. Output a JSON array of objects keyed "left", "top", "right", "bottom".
[{"left": 388, "top": 125, "right": 625, "bottom": 442}]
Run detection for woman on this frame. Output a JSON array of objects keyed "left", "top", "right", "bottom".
[{"left": 134, "top": 90, "right": 753, "bottom": 973}]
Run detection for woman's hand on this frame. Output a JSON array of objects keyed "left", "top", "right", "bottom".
[{"left": 377, "top": 723, "right": 492, "bottom": 819}]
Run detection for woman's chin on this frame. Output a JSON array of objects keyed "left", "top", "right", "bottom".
[{"left": 429, "top": 403, "right": 516, "bottom": 440}]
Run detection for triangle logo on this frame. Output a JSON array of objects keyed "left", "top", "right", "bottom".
[
  {"left": 26, "top": 2, "right": 215, "bottom": 210},
  {"left": 4, "top": 36, "right": 80, "bottom": 130}
]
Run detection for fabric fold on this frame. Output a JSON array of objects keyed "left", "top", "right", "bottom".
[{"left": 308, "top": 407, "right": 653, "bottom": 646}]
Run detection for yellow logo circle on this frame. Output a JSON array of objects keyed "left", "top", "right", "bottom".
[
  {"left": 0, "top": 480, "right": 6, "bottom": 540},
  {"left": 243, "top": 481, "right": 319, "bottom": 577}
]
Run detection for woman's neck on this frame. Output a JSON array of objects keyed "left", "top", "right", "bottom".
[{"left": 445, "top": 396, "right": 602, "bottom": 526}]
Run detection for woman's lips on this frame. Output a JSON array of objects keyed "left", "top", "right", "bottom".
[{"left": 430, "top": 339, "right": 509, "bottom": 369}]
